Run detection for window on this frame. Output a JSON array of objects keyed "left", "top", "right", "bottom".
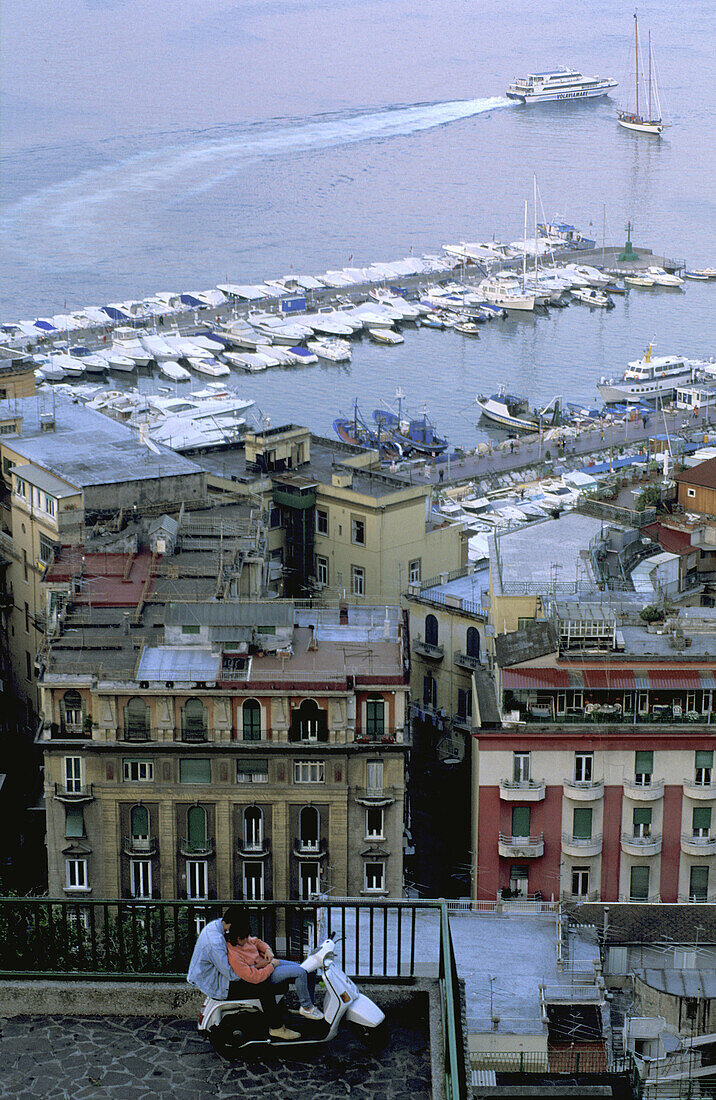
[
  {"left": 24, "top": 602, "right": 29, "bottom": 633},
  {"left": 39, "top": 533, "right": 57, "bottom": 564},
  {"left": 513, "top": 752, "right": 530, "bottom": 784},
  {"left": 65, "top": 805, "right": 85, "bottom": 838},
  {"left": 64, "top": 756, "right": 82, "bottom": 793},
  {"left": 630, "top": 865, "right": 650, "bottom": 901},
  {"left": 316, "top": 555, "right": 329, "bottom": 586},
  {"left": 293, "top": 699, "right": 327, "bottom": 742},
  {"left": 243, "top": 807, "right": 263, "bottom": 850},
  {"left": 517, "top": 617, "right": 534, "bottom": 631},
  {"left": 572, "top": 867, "right": 590, "bottom": 897},
  {"left": 423, "top": 672, "right": 437, "bottom": 709},
  {"left": 703, "top": 692, "right": 713, "bottom": 717},
  {"left": 637, "top": 692, "right": 649, "bottom": 716},
  {"left": 243, "top": 861, "right": 264, "bottom": 901},
  {"left": 693, "top": 806, "right": 712, "bottom": 838},
  {"left": 409, "top": 559, "right": 421, "bottom": 583},
  {"left": 696, "top": 750, "right": 713, "bottom": 786},
  {"left": 44, "top": 494, "right": 56, "bottom": 517},
  {"left": 187, "top": 806, "right": 208, "bottom": 852},
  {"left": 364, "top": 861, "right": 385, "bottom": 892},
  {"left": 687, "top": 488, "right": 696, "bottom": 498},
  {"left": 181, "top": 624, "right": 201, "bottom": 635},
  {"left": 187, "top": 860, "right": 208, "bottom": 901},
  {"left": 294, "top": 760, "right": 325, "bottom": 784},
  {"left": 633, "top": 807, "right": 652, "bottom": 838},
  {"left": 131, "top": 860, "right": 152, "bottom": 899},
  {"left": 300, "top": 862, "right": 320, "bottom": 900},
  {"left": 130, "top": 805, "right": 150, "bottom": 847},
  {"left": 457, "top": 688, "right": 472, "bottom": 722},
  {"left": 316, "top": 509, "right": 328, "bottom": 535},
  {"left": 351, "top": 565, "right": 365, "bottom": 597},
  {"left": 351, "top": 517, "right": 366, "bottom": 545},
  {"left": 124, "top": 697, "right": 149, "bottom": 741},
  {"left": 575, "top": 752, "right": 593, "bottom": 783},
  {"left": 512, "top": 806, "right": 531, "bottom": 838},
  {"left": 573, "top": 807, "right": 593, "bottom": 840},
  {"left": 123, "top": 759, "right": 154, "bottom": 782},
  {"left": 366, "top": 760, "right": 383, "bottom": 792},
  {"left": 690, "top": 865, "right": 709, "bottom": 903},
  {"left": 182, "top": 699, "right": 207, "bottom": 742},
  {"left": 366, "top": 807, "right": 384, "bottom": 839},
  {"left": 509, "top": 865, "right": 528, "bottom": 897},
  {"left": 269, "top": 506, "right": 282, "bottom": 529},
  {"left": 25, "top": 651, "right": 32, "bottom": 680},
  {"left": 635, "top": 750, "right": 654, "bottom": 786},
  {"left": 66, "top": 858, "right": 88, "bottom": 891},
  {"left": 425, "top": 614, "right": 439, "bottom": 647},
  {"left": 179, "top": 758, "right": 211, "bottom": 784},
  {"left": 23, "top": 549, "right": 27, "bottom": 581},
  {"left": 62, "top": 690, "right": 82, "bottom": 731},
  {"left": 242, "top": 699, "right": 261, "bottom": 741},
  {"left": 299, "top": 805, "right": 320, "bottom": 852},
  {"left": 466, "top": 626, "right": 480, "bottom": 660},
  {"left": 365, "top": 696, "right": 385, "bottom": 737},
  {"left": 237, "top": 758, "right": 268, "bottom": 783},
  {"left": 15, "top": 476, "right": 26, "bottom": 499}
]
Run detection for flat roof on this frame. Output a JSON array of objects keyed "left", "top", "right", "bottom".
[
  {"left": 13, "top": 464, "right": 80, "bottom": 498},
  {"left": 495, "top": 513, "right": 610, "bottom": 592}
]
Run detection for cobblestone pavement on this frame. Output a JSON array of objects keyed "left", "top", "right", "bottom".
[{"left": 0, "top": 1006, "right": 430, "bottom": 1100}]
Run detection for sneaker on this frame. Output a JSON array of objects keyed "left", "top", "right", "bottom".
[
  {"left": 299, "top": 1005, "right": 324, "bottom": 1021},
  {"left": 269, "top": 1025, "right": 300, "bottom": 1041}
]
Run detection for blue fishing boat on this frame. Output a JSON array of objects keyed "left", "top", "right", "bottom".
[
  {"left": 372, "top": 389, "right": 449, "bottom": 455},
  {"left": 333, "top": 400, "right": 404, "bottom": 459}
]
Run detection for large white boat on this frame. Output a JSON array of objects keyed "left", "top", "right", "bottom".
[
  {"left": 476, "top": 391, "right": 540, "bottom": 432},
  {"left": 597, "top": 344, "right": 697, "bottom": 403},
  {"left": 506, "top": 68, "right": 618, "bottom": 103},
  {"left": 616, "top": 15, "right": 663, "bottom": 135}
]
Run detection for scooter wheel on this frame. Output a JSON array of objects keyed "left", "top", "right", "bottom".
[
  {"left": 209, "top": 1017, "right": 246, "bottom": 1061},
  {"left": 352, "top": 1021, "right": 388, "bottom": 1052}
]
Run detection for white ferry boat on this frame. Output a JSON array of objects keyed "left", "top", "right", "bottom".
[
  {"left": 597, "top": 345, "right": 696, "bottom": 403},
  {"left": 506, "top": 68, "right": 618, "bottom": 103}
]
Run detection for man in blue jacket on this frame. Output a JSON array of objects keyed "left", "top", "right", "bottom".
[{"left": 187, "top": 905, "right": 299, "bottom": 1040}]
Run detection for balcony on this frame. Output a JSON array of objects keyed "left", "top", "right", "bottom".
[
  {"left": 681, "top": 833, "right": 716, "bottom": 857},
  {"left": 619, "top": 893, "right": 661, "bottom": 903},
  {"left": 677, "top": 892, "right": 716, "bottom": 903},
  {"left": 454, "top": 651, "right": 482, "bottom": 671},
  {"left": 238, "top": 838, "right": 271, "bottom": 859},
  {"left": 563, "top": 889, "right": 600, "bottom": 903},
  {"left": 620, "top": 832, "right": 662, "bottom": 857},
  {"left": 293, "top": 838, "right": 327, "bottom": 859},
  {"left": 412, "top": 639, "right": 444, "bottom": 660},
  {"left": 179, "top": 836, "right": 215, "bottom": 857},
  {"left": 354, "top": 786, "right": 398, "bottom": 805},
  {"left": 353, "top": 727, "right": 401, "bottom": 745},
  {"left": 123, "top": 836, "right": 159, "bottom": 857},
  {"left": 54, "top": 783, "right": 94, "bottom": 802},
  {"left": 561, "top": 833, "right": 603, "bottom": 858},
  {"left": 180, "top": 726, "right": 208, "bottom": 744},
  {"left": 623, "top": 777, "right": 664, "bottom": 801},
  {"left": 683, "top": 778, "right": 716, "bottom": 800},
  {"left": 498, "top": 833, "right": 544, "bottom": 858},
  {"left": 499, "top": 779, "right": 546, "bottom": 802},
  {"left": 451, "top": 713, "right": 473, "bottom": 732},
  {"left": 563, "top": 778, "right": 604, "bottom": 801}
]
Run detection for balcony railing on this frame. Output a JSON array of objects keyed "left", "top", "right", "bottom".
[
  {"left": 680, "top": 832, "right": 716, "bottom": 856},
  {"left": 498, "top": 833, "right": 544, "bottom": 858},
  {"left": 354, "top": 786, "right": 398, "bottom": 804},
  {"left": 499, "top": 779, "right": 545, "bottom": 802},
  {"left": 353, "top": 727, "right": 401, "bottom": 744},
  {"left": 620, "top": 832, "right": 663, "bottom": 856},
  {"left": 238, "top": 838, "right": 270, "bottom": 858},
  {"left": 619, "top": 893, "right": 661, "bottom": 903},
  {"left": 180, "top": 727, "right": 208, "bottom": 744},
  {"left": 453, "top": 651, "right": 482, "bottom": 671},
  {"left": 123, "top": 836, "right": 159, "bottom": 857},
  {"left": 623, "top": 777, "right": 664, "bottom": 800},
  {"left": 563, "top": 890, "right": 600, "bottom": 903},
  {"left": 294, "top": 837, "right": 328, "bottom": 859},
  {"left": 563, "top": 778, "right": 604, "bottom": 801},
  {"left": 683, "top": 777, "right": 716, "bottom": 799},
  {"left": 54, "top": 783, "right": 94, "bottom": 802},
  {"left": 412, "top": 639, "right": 445, "bottom": 660},
  {"left": 561, "top": 833, "right": 603, "bottom": 857},
  {"left": 179, "top": 836, "right": 215, "bottom": 857}
]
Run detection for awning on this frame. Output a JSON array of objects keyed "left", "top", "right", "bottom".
[
  {"left": 503, "top": 667, "right": 716, "bottom": 693},
  {"left": 502, "top": 668, "right": 570, "bottom": 690}
]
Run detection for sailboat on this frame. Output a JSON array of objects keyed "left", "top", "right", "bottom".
[{"left": 617, "top": 14, "right": 663, "bottom": 135}]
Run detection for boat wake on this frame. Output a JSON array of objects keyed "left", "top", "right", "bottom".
[{"left": 1, "top": 98, "right": 511, "bottom": 260}]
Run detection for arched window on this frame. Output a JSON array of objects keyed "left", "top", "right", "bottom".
[
  {"left": 466, "top": 626, "right": 480, "bottom": 661},
  {"left": 62, "top": 689, "right": 83, "bottom": 731},
  {"left": 423, "top": 672, "right": 437, "bottom": 709},
  {"left": 292, "top": 699, "right": 327, "bottom": 742},
  {"left": 366, "top": 695, "right": 385, "bottom": 738},
  {"left": 242, "top": 699, "right": 261, "bottom": 741},
  {"left": 130, "top": 804, "right": 149, "bottom": 841},
  {"left": 425, "top": 614, "right": 439, "bottom": 647},
  {"left": 187, "top": 805, "right": 207, "bottom": 852},
  {"left": 299, "top": 806, "right": 320, "bottom": 852},
  {"left": 182, "top": 698, "right": 207, "bottom": 742},
  {"left": 124, "top": 697, "right": 149, "bottom": 741},
  {"left": 244, "top": 806, "right": 263, "bottom": 850}
]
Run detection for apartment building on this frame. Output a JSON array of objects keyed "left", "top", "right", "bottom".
[{"left": 38, "top": 525, "right": 408, "bottom": 901}]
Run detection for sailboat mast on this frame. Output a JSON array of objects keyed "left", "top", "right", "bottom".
[
  {"left": 533, "top": 174, "right": 538, "bottom": 282},
  {"left": 634, "top": 13, "right": 639, "bottom": 118},
  {"left": 522, "top": 199, "right": 527, "bottom": 291},
  {"left": 648, "top": 30, "right": 652, "bottom": 122}
]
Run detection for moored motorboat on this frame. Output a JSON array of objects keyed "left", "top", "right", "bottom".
[
  {"left": 307, "top": 338, "right": 352, "bottom": 362},
  {"left": 368, "top": 328, "right": 404, "bottom": 345},
  {"left": 187, "top": 357, "right": 230, "bottom": 377},
  {"left": 159, "top": 360, "right": 191, "bottom": 382},
  {"left": 646, "top": 266, "right": 684, "bottom": 287},
  {"left": 624, "top": 274, "right": 656, "bottom": 287},
  {"left": 454, "top": 321, "right": 481, "bottom": 336},
  {"left": 685, "top": 270, "right": 715, "bottom": 281},
  {"left": 571, "top": 287, "right": 612, "bottom": 308}
]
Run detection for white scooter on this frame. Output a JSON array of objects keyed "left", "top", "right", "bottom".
[{"left": 198, "top": 935, "right": 386, "bottom": 1058}]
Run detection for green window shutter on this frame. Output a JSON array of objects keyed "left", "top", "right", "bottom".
[
  {"left": 65, "top": 806, "right": 84, "bottom": 838},
  {"left": 512, "top": 806, "right": 531, "bottom": 837},
  {"left": 131, "top": 805, "right": 149, "bottom": 836},
  {"left": 573, "top": 807, "right": 593, "bottom": 839},
  {"left": 630, "top": 865, "right": 650, "bottom": 900},
  {"left": 188, "top": 806, "right": 207, "bottom": 847},
  {"left": 242, "top": 700, "right": 261, "bottom": 741},
  {"left": 693, "top": 806, "right": 712, "bottom": 831},
  {"left": 179, "top": 758, "right": 211, "bottom": 784},
  {"left": 696, "top": 750, "right": 714, "bottom": 768},
  {"left": 690, "top": 866, "right": 709, "bottom": 899},
  {"left": 181, "top": 624, "right": 200, "bottom": 635},
  {"left": 635, "top": 751, "right": 653, "bottom": 774},
  {"left": 633, "top": 807, "right": 652, "bottom": 826}
]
